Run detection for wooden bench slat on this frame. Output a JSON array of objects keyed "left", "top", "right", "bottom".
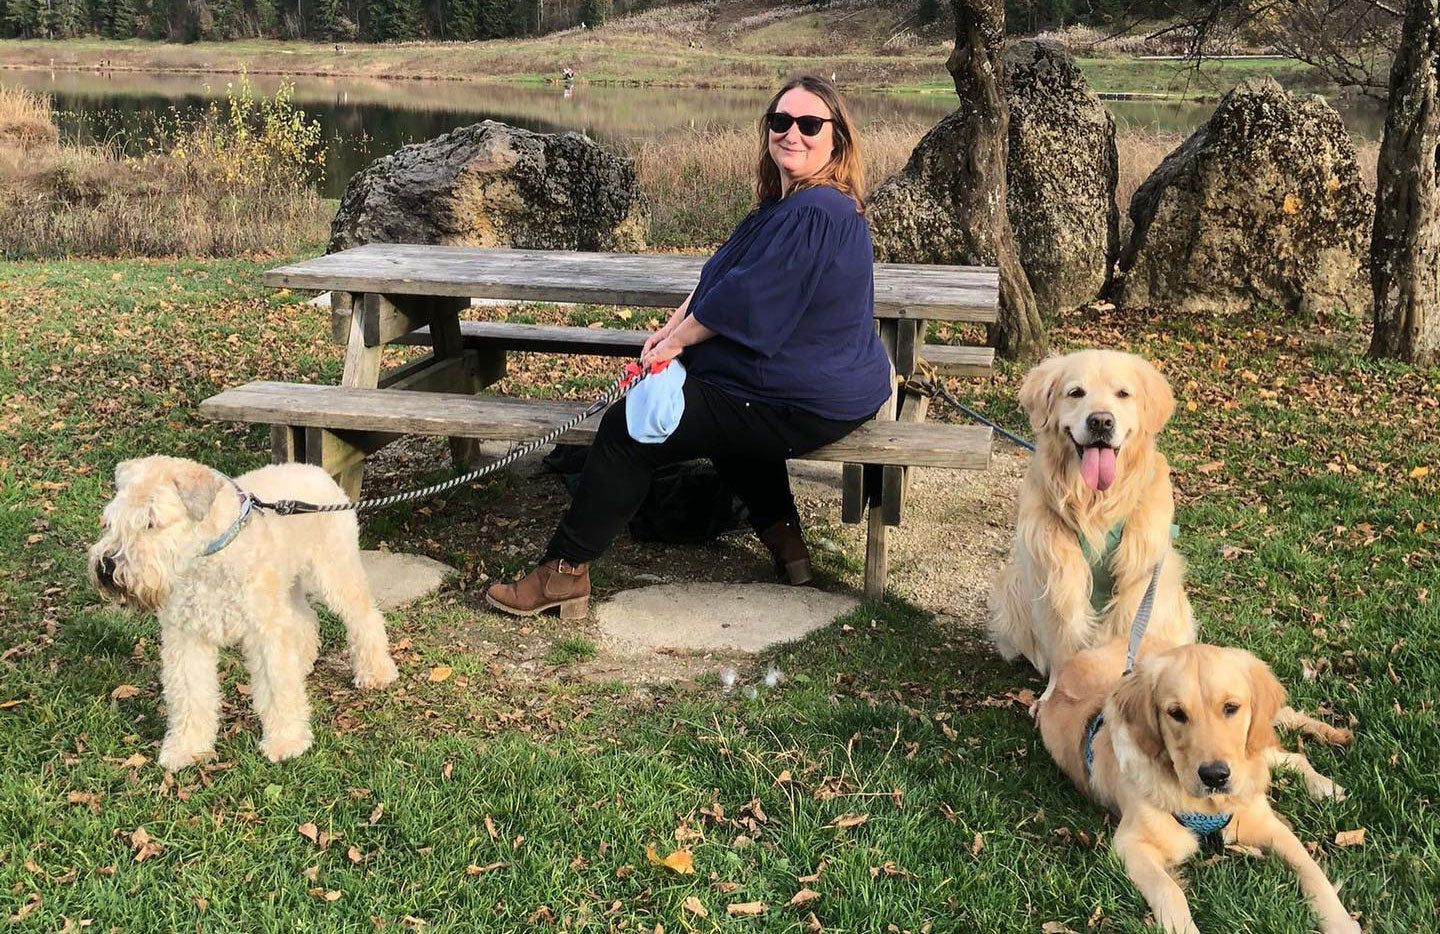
[
  {"left": 919, "top": 344, "right": 996, "bottom": 377},
  {"left": 268, "top": 244, "right": 999, "bottom": 323},
  {"left": 396, "top": 320, "right": 648, "bottom": 356},
  {"left": 200, "top": 381, "right": 992, "bottom": 470}
]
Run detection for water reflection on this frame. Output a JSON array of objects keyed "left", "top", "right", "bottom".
[{"left": 0, "top": 69, "right": 1388, "bottom": 198}]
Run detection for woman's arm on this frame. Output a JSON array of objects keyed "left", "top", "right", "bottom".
[
  {"left": 640, "top": 313, "right": 715, "bottom": 369},
  {"left": 641, "top": 288, "right": 696, "bottom": 357}
]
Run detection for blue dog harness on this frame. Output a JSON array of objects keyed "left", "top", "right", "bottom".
[{"left": 1081, "top": 713, "right": 1232, "bottom": 840}]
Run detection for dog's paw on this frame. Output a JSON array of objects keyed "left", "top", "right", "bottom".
[
  {"left": 1309, "top": 776, "right": 1347, "bottom": 802},
  {"left": 157, "top": 743, "right": 212, "bottom": 772},
  {"left": 354, "top": 654, "right": 399, "bottom": 690},
  {"left": 261, "top": 731, "right": 313, "bottom": 763},
  {"left": 1320, "top": 725, "right": 1354, "bottom": 747}
]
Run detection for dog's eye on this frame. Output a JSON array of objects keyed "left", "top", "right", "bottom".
[
  {"left": 1116, "top": 388, "right": 1131, "bottom": 399},
  {"left": 1168, "top": 707, "right": 1188, "bottom": 723},
  {"left": 1223, "top": 702, "right": 1240, "bottom": 717},
  {"left": 1067, "top": 387, "right": 1086, "bottom": 399}
]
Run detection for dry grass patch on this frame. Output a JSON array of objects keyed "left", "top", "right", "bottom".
[{"left": 0, "top": 84, "right": 58, "bottom": 150}]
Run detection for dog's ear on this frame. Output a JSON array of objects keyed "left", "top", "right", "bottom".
[
  {"left": 1134, "top": 357, "right": 1176, "bottom": 436},
  {"left": 114, "top": 459, "right": 141, "bottom": 490},
  {"left": 1112, "top": 662, "right": 1168, "bottom": 763},
  {"left": 1244, "top": 652, "right": 1286, "bottom": 757},
  {"left": 1018, "top": 356, "right": 1067, "bottom": 433},
  {"left": 172, "top": 464, "right": 224, "bottom": 522}
]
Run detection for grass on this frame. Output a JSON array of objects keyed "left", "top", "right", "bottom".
[
  {"left": 546, "top": 637, "right": 597, "bottom": 666},
  {"left": 0, "top": 80, "right": 332, "bottom": 259},
  {"left": 1, "top": 250, "right": 1437, "bottom": 930}
]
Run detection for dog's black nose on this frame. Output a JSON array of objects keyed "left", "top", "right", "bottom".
[
  {"left": 97, "top": 555, "right": 116, "bottom": 586},
  {"left": 1198, "top": 761, "right": 1231, "bottom": 790},
  {"left": 1086, "top": 411, "right": 1115, "bottom": 437}
]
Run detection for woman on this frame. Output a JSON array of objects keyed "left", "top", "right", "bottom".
[{"left": 486, "top": 75, "right": 893, "bottom": 619}]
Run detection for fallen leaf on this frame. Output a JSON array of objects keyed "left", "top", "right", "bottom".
[
  {"left": 129, "top": 827, "right": 161, "bottom": 862},
  {"left": 645, "top": 844, "right": 694, "bottom": 875},
  {"left": 971, "top": 832, "right": 984, "bottom": 856},
  {"left": 727, "top": 902, "right": 767, "bottom": 917},
  {"left": 1334, "top": 828, "right": 1366, "bottom": 847},
  {"left": 346, "top": 847, "right": 363, "bottom": 865},
  {"left": 829, "top": 814, "right": 868, "bottom": 829},
  {"left": 110, "top": 684, "right": 141, "bottom": 700},
  {"left": 308, "top": 888, "right": 342, "bottom": 902},
  {"left": 1041, "top": 924, "right": 1076, "bottom": 934},
  {"left": 428, "top": 665, "right": 453, "bottom": 682},
  {"left": 484, "top": 814, "right": 498, "bottom": 839},
  {"left": 774, "top": 769, "right": 792, "bottom": 785},
  {"left": 465, "top": 861, "right": 511, "bottom": 875},
  {"left": 1410, "top": 466, "right": 1429, "bottom": 480},
  {"left": 1224, "top": 843, "right": 1265, "bottom": 858},
  {"left": 1195, "top": 461, "right": 1225, "bottom": 474},
  {"left": 67, "top": 792, "right": 102, "bottom": 814},
  {"left": 682, "top": 896, "right": 708, "bottom": 918},
  {"left": 0, "top": 699, "right": 24, "bottom": 709},
  {"left": 297, "top": 823, "right": 320, "bottom": 844},
  {"left": 9, "top": 894, "right": 40, "bottom": 923},
  {"left": 785, "top": 889, "right": 819, "bottom": 909}
]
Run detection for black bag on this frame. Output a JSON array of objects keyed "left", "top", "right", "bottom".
[{"left": 541, "top": 444, "right": 749, "bottom": 544}]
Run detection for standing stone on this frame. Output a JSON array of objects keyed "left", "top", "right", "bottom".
[
  {"left": 328, "top": 120, "right": 647, "bottom": 253},
  {"left": 1114, "top": 78, "right": 1372, "bottom": 315},
  {"left": 1005, "top": 39, "right": 1119, "bottom": 316}
]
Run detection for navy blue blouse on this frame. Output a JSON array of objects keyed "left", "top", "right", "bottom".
[{"left": 682, "top": 185, "right": 893, "bottom": 422}]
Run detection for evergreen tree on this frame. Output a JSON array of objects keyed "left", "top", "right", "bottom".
[
  {"left": 445, "top": 0, "right": 477, "bottom": 39},
  {"left": 109, "top": 0, "right": 138, "bottom": 37},
  {"left": 313, "top": 0, "right": 343, "bottom": 37},
  {"left": 578, "top": 0, "right": 608, "bottom": 28},
  {"left": 917, "top": 0, "right": 940, "bottom": 25},
  {"left": 475, "top": 0, "right": 506, "bottom": 37},
  {"left": 365, "top": 0, "right": 420, "bottom": 40},
  {"left": 507, "top": 0, "right": 536, "bottom": 35}
]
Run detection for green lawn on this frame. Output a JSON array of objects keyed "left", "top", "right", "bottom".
[{"left": 1, "top": 256, "right": 1436, "bottom": 931}]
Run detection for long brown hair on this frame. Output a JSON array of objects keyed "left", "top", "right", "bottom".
[{"left": 754, "top": 75, "right": 866, "bottom": 212}]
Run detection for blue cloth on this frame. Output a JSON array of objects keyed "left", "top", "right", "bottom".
[
  {"left": 682, "top": 186, "right": 892, "bottom": 421},
  {"left": 625, "top": 360, "right": 688, "bottom": 443}
]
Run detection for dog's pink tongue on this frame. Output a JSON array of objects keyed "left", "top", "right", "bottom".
[{"left": 1081, "top": 446, "right": 1118, "bottom": 492}]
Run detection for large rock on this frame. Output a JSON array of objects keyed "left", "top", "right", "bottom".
[
  {"left": 868, "top": 42, "right": 1117, "bottom": 316},
  {"left": 868, "top": 110, "right": 989, "bottom": 266},
  {"left": 1004, "top": 39, "right": 1119, "bottom": 315},
  {"left": 1114, "top": 78, "right": 1372, "bottom": 315},
  {"left": 328, "top": 120, "right": 647, "bottom": 253}
]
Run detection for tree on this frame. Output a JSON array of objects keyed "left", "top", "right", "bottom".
[
  {"left": 949, "top": 0, "right": 1047, "bottom": 361},
  {"left": 1370, "top": 0, "right": 1440, "bottom": 364},
  {"left": 579, "top": 0, "right": 608, "bottom": 27}
]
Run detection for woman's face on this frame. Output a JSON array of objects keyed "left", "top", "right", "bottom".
[{"left": 767, "top": 87, "right": 835, "bottom": 190}]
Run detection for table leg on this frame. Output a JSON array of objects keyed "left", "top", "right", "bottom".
[{"left": 426, "top": 296, "right": 498, "bottom": 470}]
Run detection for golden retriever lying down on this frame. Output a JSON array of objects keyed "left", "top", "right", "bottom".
[
  {"left": 990, "top": 350, "right": 1195, "bottom": 693},
  {"left": 1037, "top": 641, "right": 1358, "bottom": 934}
]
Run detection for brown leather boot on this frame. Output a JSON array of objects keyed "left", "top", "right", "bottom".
[
  {"left": 485, "top": 559, "right": 590, "bottom": 619},
  {"left": 758, "top": 519, "right": 812, "bottom": 586}
]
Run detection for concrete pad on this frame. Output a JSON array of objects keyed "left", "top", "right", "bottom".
[
  {"left": 360, "top": 550, "right": 457, "bottom": 610},
  {"left": 595, "top": 582, "right": 859, "bottom": 654}
]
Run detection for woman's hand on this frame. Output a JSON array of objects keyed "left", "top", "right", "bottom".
[
  {"left": 641, "top": 322, "right": 674, "bottom": 359},
  {"left": 640, "top": 335, "right": 684, "bottom": 370}
]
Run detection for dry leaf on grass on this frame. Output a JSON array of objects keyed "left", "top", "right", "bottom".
[
  {"left": 484, "top": 814, "right": 498, "bottom": 839},
  {"left": 9, "top": 894, "right": 40, "bottom": 923},
  {"left": 971, "top": 832, "right": 984, "bottom": 856},
  {"left": 129, "top": 827, "right": 162, "bottom": 862},
  {"left": 1041, "top": 923, "right": 1076, "bottom": 934},
  {"left": 307, "top": 888, "right": 342, "bottom": 902},
  {"left": 1334, "top": 828, "right": 1366, "bottom": 847},
  {"left": 727, "top": 902, "right": 767, "bottom": 917},
  {"left": 428, "top": 665, "right": 453, "bottom": 682},
  {"left": 645, "top": 844, "right": 694, "bottom": 875},
  {"left": 465, "top": 861, "right": 511, "bottom": 875},
  {"left": 785, "top": 889, "right": 819, "bottom": 909},
  {"left": 297, "top": 823, "right": 320, "bottom": 844},
  {"left": 682, "top": 896, "right": 708, "bottom": 918},
  {"left": 829, "top": 814, "right": 868, "bottom": 829},
  {"left": 110, "top": 684, "right": 141, "bottom": 700}
]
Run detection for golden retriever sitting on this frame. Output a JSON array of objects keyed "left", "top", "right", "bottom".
[
  {"left": 990, "top": 350, "right": 1195, "bottom": 693},
  {"left": 1037, "top": 642, "right": 1359, "bottom": 934}
]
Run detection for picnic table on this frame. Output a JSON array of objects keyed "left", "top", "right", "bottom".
[{"left": 200, "top": 243, "right": 1000, "bottom": 598}]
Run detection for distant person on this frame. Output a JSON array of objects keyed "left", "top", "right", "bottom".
[
  {"left": 486, "top": 75, "right": 889, "bottom": 618},
  {"left": 563, "top": 66, "right": 575, "bottom": 81}
]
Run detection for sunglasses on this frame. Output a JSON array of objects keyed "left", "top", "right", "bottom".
[{"left": 764, "top": 112, "right": 834, "bottom": 137}]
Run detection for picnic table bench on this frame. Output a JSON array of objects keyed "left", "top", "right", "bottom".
[{"left": 200, "top": 243, "right": 1000, "bottom": 598}]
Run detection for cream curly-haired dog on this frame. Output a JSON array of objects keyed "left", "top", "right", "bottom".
[
  {"left": 990, "top": 350, "right": 1196, "bottom": 695},
  {"left": 88, "top": 456, "right": 398, "bottom": 771}
]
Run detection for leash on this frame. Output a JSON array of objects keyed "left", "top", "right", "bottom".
[{"left": 237, "top": 360, "right": 667, "bottom": 518}]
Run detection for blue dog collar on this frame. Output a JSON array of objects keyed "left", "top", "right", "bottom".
[{"left": 201, "top": 476, "right": 255, "bottom": 557}]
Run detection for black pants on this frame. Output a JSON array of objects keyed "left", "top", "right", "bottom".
[{"left": 546, "top": 377, "right": 872, "bottom": 563}]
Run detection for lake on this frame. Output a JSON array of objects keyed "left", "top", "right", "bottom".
[{"left": 0, "top": 69, "right": 1387, "bottom": 198}]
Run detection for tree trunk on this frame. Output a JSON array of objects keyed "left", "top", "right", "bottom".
[
  {"left": 949, "top": 0, "right": 1047, "bottom": 362},
  {"left": 1371, "top": 0, "right": 1440, "bottom": 365}
]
